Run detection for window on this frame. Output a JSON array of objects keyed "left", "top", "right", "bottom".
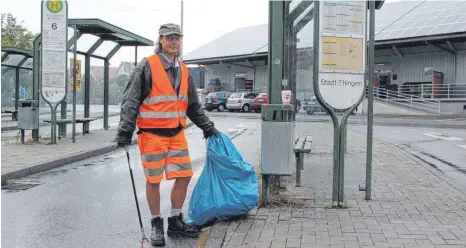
[
  {"left": 258, "top": 93, "right": 267, "bottom": 98},
  {"left": 230, "top": 93, "right": 243, "bottom": 98}
]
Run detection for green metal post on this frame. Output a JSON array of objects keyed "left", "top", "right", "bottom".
[
  {"left": 32, "top": 37, "right": 41, "bottom": 141},
  {"left": 15, "top": 68, "right": 20, "bottom": 112},
  {"left": 103, "top": 59, "right": 109, "bottom": 130},
  {"left": 84, "top": 55, "right": 90, "bottom": 133},
  {"left": 104, "top": 44, "right": 121, "bottom": 131},
  {"left": 72, "top": 25, "right": 78, "bottom": 143},
  {"left": 135, "top": 46, "right": 138, "bottom": 66},
  {"left": 366, "top": 0, "right": 376, "bottom": 201},
  {"left": 268, "top": 0, "right": 284, "bottom": 104}
]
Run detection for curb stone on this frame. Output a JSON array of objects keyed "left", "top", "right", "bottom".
[{"left": 1, "top": 122, "right": 194, "bottom": 185}]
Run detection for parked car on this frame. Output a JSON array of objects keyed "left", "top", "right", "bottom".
[
  {"left": 303, "top": 97, "right": 357, "bottom": 115},
  {"left": 226, "top": 92, "right": 258, "bottom": 112},
  {"left": 252, "top": 93, "right": 269, "bottom": 113},
  {"left": 204, "top": 91, "right": 234, "bottom": 112}
]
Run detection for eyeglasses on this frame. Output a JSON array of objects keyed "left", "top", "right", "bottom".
[{"left": 164, "top": 35, "right": 181, "bottom": 41}]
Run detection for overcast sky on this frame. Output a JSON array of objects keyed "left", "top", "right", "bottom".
[{"left": 1, "top": 0, "right": 269, "bottom": 66}]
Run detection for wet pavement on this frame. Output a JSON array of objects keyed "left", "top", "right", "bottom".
[
  {"left": 1, "top": 116, "right": 261, "bottom": 248},
  {"left": 350, "top": 125, "right": 466, "bottom": 191}
]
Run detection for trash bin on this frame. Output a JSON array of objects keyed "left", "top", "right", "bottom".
[
  {"left": 261, "top": 104, "right": 295, "bottom": 175},
  {"left": 18, "top": 100, "right": 39, "bottom": 130}
]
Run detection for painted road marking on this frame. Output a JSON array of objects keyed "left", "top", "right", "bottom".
[
  {"left": 458, "top": 145, "right": 466, "bottom": 150},
  {"left": 422, "top": 133, "right": 464, "bottom": 141},
  {"left": 434, "top": 118, "right": 466, "bottom": 122},
  {"left": 236, "top": 123, "right": 258, "bottom": 128}
]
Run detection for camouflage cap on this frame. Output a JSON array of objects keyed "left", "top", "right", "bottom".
[{"left": 159, "top": 23, "right": 183, "bottom": 36}]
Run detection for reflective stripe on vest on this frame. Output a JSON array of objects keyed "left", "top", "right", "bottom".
[{"left": 136, "top": 54, "right": 189, "bottom": 129}]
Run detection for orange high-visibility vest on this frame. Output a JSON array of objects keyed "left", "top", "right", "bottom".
[{"left": 136, "top": 54, "right": 189, "bottom": 129}]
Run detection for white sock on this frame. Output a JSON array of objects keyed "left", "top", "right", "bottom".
[
  {"left": 152, "top": 214, "right": 161, "bottom": 219},
  {"left": 170, "top": 208, "right": 182, "bottom": 217}
]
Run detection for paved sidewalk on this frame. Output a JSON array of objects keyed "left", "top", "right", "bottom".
[
  {"left": 1, "top": 120, "right": 193, "bottom": 185},
  {"left": 203, "top": 122, "right": 466, "bottom": 248}
]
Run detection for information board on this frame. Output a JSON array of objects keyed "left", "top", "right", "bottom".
[
  {"left": 321, "top": 36, "right": 363, "bottom": 71},
  {"left": 322, "top": 1, "right": 364, "bottom": 35},
  {"left": 41, "top": 0, "right": 68, "bottom": 104},
  {"left": 318, "top": 0, "right": 366, "bottom": 110}
]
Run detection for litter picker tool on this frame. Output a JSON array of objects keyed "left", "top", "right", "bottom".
[{"left": 124, "top": 147, "right": 150, "bottom": 248}]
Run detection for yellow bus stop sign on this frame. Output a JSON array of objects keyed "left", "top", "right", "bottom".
[{"left": 46, "top": 1, "right": 63, "bottom": 13}]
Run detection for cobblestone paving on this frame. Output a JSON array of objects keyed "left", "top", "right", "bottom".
[{"left": 205, "top": 122, "right": 466, "bottom": 248}]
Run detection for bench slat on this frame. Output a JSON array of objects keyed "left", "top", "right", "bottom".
[
  {"left": 76, "top": 117, "right": 98, "bottom": 121},
  {"left": 302, "top": 142, "right": 312, "bottom": 153},
  {"left": 294, "top": 141, "right": 304, "bottom": 150}
]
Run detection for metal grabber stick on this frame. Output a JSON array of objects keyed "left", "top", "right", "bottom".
[{"left": 124, "top": 147, "right": 150, "bottom": 247}]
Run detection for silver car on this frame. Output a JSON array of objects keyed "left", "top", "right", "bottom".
[{"left": 226, "top": 92, "right": 258, "bottom": 112}]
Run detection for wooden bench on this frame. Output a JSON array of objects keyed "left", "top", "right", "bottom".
[
  {"left": 294, "top": 135, "right": 312, "bottom": 187},
  {"left": 43, "top": 117, "right": 97, "bottom": 138},
  {"left": 2, "top": 109, "right": 18, "bottom": 121}
]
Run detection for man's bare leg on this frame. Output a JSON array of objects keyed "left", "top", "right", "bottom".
[
  {"left": 171, "top": 177, "right": 191, "bottom": 211},
  {"left": 146, "top": 182, "right": 161, "bottom": 215}
]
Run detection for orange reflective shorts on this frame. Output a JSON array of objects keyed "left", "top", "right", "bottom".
[{"left": 137, "top": 130, "right": 193, "bottom": 184}]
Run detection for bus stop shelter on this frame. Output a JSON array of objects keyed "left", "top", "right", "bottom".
[
  {"left": 32, "top": 18, "right": 153, "bottom": 142},
  {"left": 1, "top": 47, "right": 34, "bottom": 121}
]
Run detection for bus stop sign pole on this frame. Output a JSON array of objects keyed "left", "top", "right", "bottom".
[
  {"left": 40, "top": 0, "right": 68, "bottom": 144},
  {"left": 313, "top": 0, "right": 368, "bottom": 207}
]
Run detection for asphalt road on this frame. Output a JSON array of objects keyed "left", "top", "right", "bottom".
[
  {"left": 350, "top": 125, "right": 466, "bottom": 190},
  {"left": 1, "top": 116, "right": 261, "bottom": 248}
]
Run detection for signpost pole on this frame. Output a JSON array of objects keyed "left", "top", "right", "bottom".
[
  {"left": 365, "top": 0, "right": 376, "bottom": 201},
  {"left": 315, "top": 0, "right": 367, "bottom": 207},
  {"left": 50, "top": 104, "right": 55, "bottom": 143},
  {"left": 41, "top": 0, "right": 68, "bottom": 145},
  {"left": 72, "top": 25, "right": 77, "bottom": 143}
]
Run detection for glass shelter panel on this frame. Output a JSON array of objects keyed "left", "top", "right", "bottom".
[
  {"left": 3, "top": 54, "right": 24, "bottom": 67},
  {"left": 1, "top": 66, "right": 16, "bottom": 109},
  {"left": 93, "top": 40, "right": 118, "bottom": 58}
]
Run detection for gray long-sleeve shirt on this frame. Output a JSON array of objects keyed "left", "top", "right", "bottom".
[{"left": 115, "top": 52, "right": 216, "bottom": 144}]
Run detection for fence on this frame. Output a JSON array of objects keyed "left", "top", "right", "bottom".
[{"left": 374, "top": 88, "right": 441, "bottom": 114}]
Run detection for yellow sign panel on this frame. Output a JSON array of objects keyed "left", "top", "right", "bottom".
[
  {"left": 70, "top": 58, "right": 82, "bottom": 91},
  {"left": 321, "top": 36, "right": 363, "bottom": 71}
]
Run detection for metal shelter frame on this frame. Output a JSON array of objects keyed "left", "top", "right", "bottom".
[
  {"left": 266, "top": 0, "right": 384, "bottom": 206},
  {"left": 32, "top": 18, "right": 153, "bottom": 142},
  {"left": 1, "top": 47, "right": 34, "bottom": 119}
]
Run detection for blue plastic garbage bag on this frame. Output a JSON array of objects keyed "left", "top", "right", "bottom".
[{"left": 186, "top": 132, "right": 258, "bottom": 226}]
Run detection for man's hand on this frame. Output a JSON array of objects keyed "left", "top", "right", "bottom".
[
  {"left": 114, "top": 131, "right": 132, "bottom": 148},
  {"left": 203, "top": 128, "right": 218, "bottom": 139}
]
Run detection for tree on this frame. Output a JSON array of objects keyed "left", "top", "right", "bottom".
[{"left": 1, "top": 13, "right": 38, "bottom": 50}]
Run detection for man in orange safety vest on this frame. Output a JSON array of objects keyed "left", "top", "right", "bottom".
[{"left": 115, "top": 23, "right": 218, "bottom": 246}]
